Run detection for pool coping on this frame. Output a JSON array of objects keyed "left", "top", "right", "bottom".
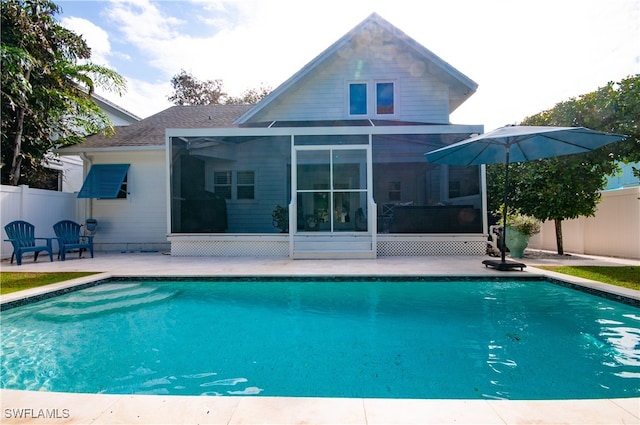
[
  {"left": 1, "top": 389, "right": 638, "bottom": 424},
  {"left": 1, "top": 262, "right": 639, "bottom": 424}
]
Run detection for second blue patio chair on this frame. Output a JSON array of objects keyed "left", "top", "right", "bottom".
[
  {"left": 4, "top": 220, "right": 54, "bottom": 266},
  {"left": 53, "top": 220, "right": 94, "bottom": 261}
]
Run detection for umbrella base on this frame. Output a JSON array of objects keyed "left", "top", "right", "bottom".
[{"left": 482, "top": 259, "right": 526, "bottom": 271}]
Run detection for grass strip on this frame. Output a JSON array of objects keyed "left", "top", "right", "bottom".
[
  {"left": 0, "top": 272, "right": 100, "bottom": 295},
  {"left": 537, "top": 266, "right": 640, "bottom": 290}
]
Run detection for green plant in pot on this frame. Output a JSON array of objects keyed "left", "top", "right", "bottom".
[
  {"left": 272, "top": 205, "right": 289, "bottom": 233},
  {"left": 504, "top": 209, "right": 540, "bottom": 258}
]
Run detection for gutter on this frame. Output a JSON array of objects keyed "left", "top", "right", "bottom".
[{"left": 58, "top": 145, "right": 164, "bottom": 154}]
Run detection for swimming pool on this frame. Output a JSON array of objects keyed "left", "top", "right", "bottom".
[{"left": 1, "top": 277, "right": 639, "bottom": 400}]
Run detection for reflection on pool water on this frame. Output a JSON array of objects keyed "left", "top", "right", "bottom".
[{"left": 1, "top": 278, "right": 639, "bottom": 400}]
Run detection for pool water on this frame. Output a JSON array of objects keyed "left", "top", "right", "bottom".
[{"left": 1, "top": 278, "right": 639, "bottom": 400}]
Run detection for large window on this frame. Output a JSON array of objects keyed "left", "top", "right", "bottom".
[
  {"left": 170, "top": 136, "right": 290, "bottom": 233},
  {"left": 372, "top": 134, "right": 482, "bottom": 234}
]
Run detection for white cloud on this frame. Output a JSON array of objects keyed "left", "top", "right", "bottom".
[
  {"left": 105, "top": 0, "right": 184, "bottom": 42},
  {"left": 60, "top": 16, "right": 113, "bottom": 67}
]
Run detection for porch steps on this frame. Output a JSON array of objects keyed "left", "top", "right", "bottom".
[
  {"left": 35, "top": 283, "right": 177, "bottom": 320},
  {"left": 292, "top": 235, "right": 375, "bottom": 259}
]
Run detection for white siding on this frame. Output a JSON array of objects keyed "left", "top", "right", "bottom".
[
  {"left": 86, "top": 151, "right": 168, "bottom": 251},
  {"left": 252, "top": 43, "right": 452, "bottom": 124}
]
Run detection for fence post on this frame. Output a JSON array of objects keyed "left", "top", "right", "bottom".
[{"left": 19, "top": 184, "right": 29, "bottom": 218}]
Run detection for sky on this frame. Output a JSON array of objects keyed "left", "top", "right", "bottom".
[{"left": 57, "top": 0, "right": 640, "bottom": 131}]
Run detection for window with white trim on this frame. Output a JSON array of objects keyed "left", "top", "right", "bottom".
[
  {"left": 376, "top": 82, "right": 394, "bottom": 115},
  {"left": 349, "top": 82, "right": 367, "bottom": 115},
  {"left": 214, "top": 171, "right": 232, "bottom": 199},
  {"left": 237, "top": 171, "right": 255, "bottom": 200}
]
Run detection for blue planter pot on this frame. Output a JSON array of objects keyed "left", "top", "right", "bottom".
[{"left": 505, "top": 226, "right": 530, "bottom": 258}]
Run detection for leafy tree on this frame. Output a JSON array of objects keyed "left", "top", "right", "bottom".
[
  {"left": 167, "top": 69, "right": 226, "bottom": 105},
  {"left": 167, "top": 70, "right": 270, "bottom": 105},
  {"left": 1, "top": 0, "right": 126, "bottom": 187},
  {"left": 225, "top": 83, "right": 271, "bottom": 105},
  {"left": 487, "top": 74, "right": 639, "bottom": 254}
]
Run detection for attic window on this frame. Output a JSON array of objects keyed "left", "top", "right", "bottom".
[
  {"left": 349, "top": 83, "right": 367, "bottom": 115},
  {"left": 376, "top": 82, "right": 394, "bottom": 114}
]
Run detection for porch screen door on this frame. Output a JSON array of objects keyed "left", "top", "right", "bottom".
[{"left": 295, "top": 146, "right": 369, "bottom": 233}]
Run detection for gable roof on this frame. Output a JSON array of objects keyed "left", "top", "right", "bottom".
[
  {"left": 92, "top": 93, "right": 141, "bottom": 123},
  {"left": 61, "top": 104, "right": 251, "bottom": 152},
  {"left": 234, "top": 12, "right": 478, "bottom": 125}
]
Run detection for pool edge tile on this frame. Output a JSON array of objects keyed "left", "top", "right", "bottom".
[
  {"left": 228, "top": 396, "right": 367, "bottom": 424},
  {"left": 91, "top": 393, "right": 241, "bottom": 425},
  {"left": 488, "top": 398, "right": 640, "bottom": 424},
  {"left": 609, "top": 397, "right": 640, "bottom": 419},
  {"left": 0, "top": 389, "right": 123, "bottom": 424},
  {"left": 363, "top": 398, "right": 502, "bottom": 424}
]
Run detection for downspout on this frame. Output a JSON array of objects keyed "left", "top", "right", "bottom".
[{"left": 79, "top": 152, "right": 93, "bottom": 219}]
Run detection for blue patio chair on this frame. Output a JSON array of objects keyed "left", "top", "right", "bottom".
[
  {"left": 4, "top": 220, "right": 54, "bottom": 266},
  {"left": 53, "top": 220, "right": 94, "bottom": 261}
]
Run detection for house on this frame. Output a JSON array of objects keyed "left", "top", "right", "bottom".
[
  {"left": 47, "top": 93, "right": 141, "bottom": 193},
  {"left": 60, "top": 13, "right": 486, "bottom": 259},
  {"left": 604, "top": 162, "right": 640, "bottom": 190}
]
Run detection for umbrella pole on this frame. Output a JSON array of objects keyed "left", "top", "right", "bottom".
[
  {"left": 482, "top": 144, "right": 525, "bottom": 270},
  {"left": 501, "top": 148, "right": 510, "bottom": 263}
]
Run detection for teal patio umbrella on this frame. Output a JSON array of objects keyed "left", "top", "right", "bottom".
[{"left": 425, "top": 125, "right": 626, "bottom": 270}]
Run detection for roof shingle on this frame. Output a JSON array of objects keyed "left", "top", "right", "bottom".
[{"left": 70, "top": 104, "right": 252, "bottom": 149}]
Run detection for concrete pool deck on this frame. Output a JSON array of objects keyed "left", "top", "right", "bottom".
[{"left": 1, "top": 251, "right": 639, "bottom": 424}]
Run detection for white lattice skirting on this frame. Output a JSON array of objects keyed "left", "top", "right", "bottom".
[
  {"left": 169, "top": 234, "right": 487, "bottom": 257},
  {"left": 170, "top": 235, "right": 289, "bottom": 257},
  {"left": 376, "top": 239, "right": 486, "bottom": 256}
]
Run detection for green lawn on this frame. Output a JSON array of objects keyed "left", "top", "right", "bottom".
[
  {"left": 537, "top": 266, "right": 640, "bottom": 290},
  {"left": 0, "top": 272, "right": 100, "bottom": 295}
]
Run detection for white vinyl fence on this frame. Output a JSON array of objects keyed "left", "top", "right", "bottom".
[
  {"left": 528, "top": 187, "right": 640, "bottom": 260},
  {"left": 1, "top": 185, "right": 79, "bottom": 260},
  {"left": 2, "top": 185, "right": 638, "bottom": 261}
]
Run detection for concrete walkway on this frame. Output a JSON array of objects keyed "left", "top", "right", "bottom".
[
  {"left": 1, "top": 248, "right": 638, "bottom": 276},
  {"left": 1, "top": 251, "right": 639, "bottom": 424}
]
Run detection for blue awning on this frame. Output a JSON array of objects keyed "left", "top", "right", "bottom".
[{"left": 77, "top": 164, "right": 130, "bottom": 199}]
